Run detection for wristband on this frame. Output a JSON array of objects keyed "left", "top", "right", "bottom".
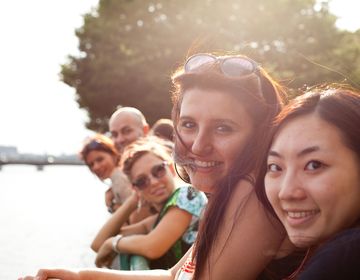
[{"left": 112, "top": 234, "right": 123, "bottom": 254}]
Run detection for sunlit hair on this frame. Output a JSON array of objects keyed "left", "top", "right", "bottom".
[
  {"left": 170, "top": 53, "right": 286, "bottom": 278},
  {"left": 256, "top": 83, "right": 360, "bottom": 278},
  {"left": 121, "top": 136, "right": 174, "bottom": 180},
  {"left": 275, "top": 84, "right": 360, "bottom": 155},
  {"left": 80, "top": 133, "right": 120, "bottom": 166}
]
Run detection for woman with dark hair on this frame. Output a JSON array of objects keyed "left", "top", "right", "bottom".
[
  {"left": 264, "top": 85, "right": 360, "bottom": 279},
  {"left": 80, "top": 134, "right": 132, "bottom": 214},
  {"left": 20, "top": 53, "right": 292, "bottom": 280}
]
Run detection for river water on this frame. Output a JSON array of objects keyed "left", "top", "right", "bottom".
[{"left": 0, "top": 165, "right": 109, "bottom": 279}]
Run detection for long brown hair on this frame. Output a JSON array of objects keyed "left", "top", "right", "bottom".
[{"left": 170, "top": 53, "right": 286, "bottom": 278}]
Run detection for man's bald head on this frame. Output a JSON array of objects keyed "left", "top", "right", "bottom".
[{"left": 109, "top": 107, "right": 149, "bottom": 152}]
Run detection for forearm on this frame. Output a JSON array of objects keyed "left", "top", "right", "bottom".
[
  {"left": 25, "top": 267, "right": 174, "bottom": 280},
  {"left": 115, "top": 208, "right": 192, "bottom": 259},
  {"left": 115, "top": 234, "right": 165, "bottom": 259},
  {"left": 92, "top": 199, "right": 137, "bottom": 252},
  {"left": 79, "top": 268, "right": 173, "bottom": 280}
]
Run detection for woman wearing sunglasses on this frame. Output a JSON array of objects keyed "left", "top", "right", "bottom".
[
  {"left": 92, "top": 137, "right": 207, "bottom": 270},
  {"left": 20, "top": 52, "right": 292, "bottom": 280}
]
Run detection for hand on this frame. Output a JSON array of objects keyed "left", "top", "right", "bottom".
[
  {"left": 18, "top": 268, "right": 80, "bottom": 280},
  {"left": 126, "top": 190, "right": 140, "bottom": 209},
  {"left": 95, "top": 238, "right": 117, "bottom": 268},
  {"left": 105, "top": 188, "right": 118, "bottom": 213}
]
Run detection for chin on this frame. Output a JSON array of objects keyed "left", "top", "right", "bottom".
[
  {"left": 289, "top": 235, "right": 317, "bottom": 248},
  {"left": 190, "top": 180, "right": 214, "bottom": 193}
]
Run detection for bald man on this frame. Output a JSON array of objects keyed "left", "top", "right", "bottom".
[{"left": 109, "top": 107, "right": 149, "bottom": 153}]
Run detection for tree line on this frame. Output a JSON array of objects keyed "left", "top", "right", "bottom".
[{"left": 60, "top": 0, "right": 360, "bottom": 131}]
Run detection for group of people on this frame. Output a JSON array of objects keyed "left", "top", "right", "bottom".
[
  {"left": 20, "top": 52, "right": 360, "bottom": 280},
  {"left": 79, "top": 107, "right": 207, "bottom": 270}
]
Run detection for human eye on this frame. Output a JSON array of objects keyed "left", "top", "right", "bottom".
[
  {"left": 305, "top": 160, "right": 324, "bottom": 171},
  {"left": 267, "top": 163, "right": 282, "bottom": 173},
  {"left": 179, "top": 119, "right": 196, "bottom": 130},
  {"left": 122, "top": 127, "right": 133, "bottom": 135},
  {"left": 215, "top": 124, "right": 233, "bottom": 133},
  {"left": 95, "top": 156, "right": 105, "bottom": 163}
]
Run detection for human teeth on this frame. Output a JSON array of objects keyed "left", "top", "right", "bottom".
[
  {"left": 194, "top": 160, "right": 220, "bottom": 167},
  {"left": 287, "top": 210, "right": 318, "bottom": 218}
]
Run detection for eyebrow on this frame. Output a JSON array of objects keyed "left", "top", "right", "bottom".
[
  {"left": 179, "top": 115, "right": 240, "bottom": 126},
  {"left": 268, "top": 146, "right": 320, "bottom": 159},
  {"left": 121, "top": 125, "right": 132, "bottom": 132}
]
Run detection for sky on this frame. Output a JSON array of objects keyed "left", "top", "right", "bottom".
[{"left": 0, "top": 0, "right": 359, "bottom": 155}]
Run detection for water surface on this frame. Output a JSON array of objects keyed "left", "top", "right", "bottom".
[{"left": 0, "top": 165, "right": 109, "bottom": 279}]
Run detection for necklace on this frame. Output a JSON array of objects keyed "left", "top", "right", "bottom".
[{"left": 283, "top": 247, "right": 312, "bottom": 280}]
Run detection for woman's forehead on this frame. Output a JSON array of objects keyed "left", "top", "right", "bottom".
[{"left": 180, "top": 88, "right": 250, "bottom": 121}]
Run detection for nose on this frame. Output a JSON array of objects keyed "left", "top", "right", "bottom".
[
  {"left": 278, "top": 170, "right": 307, "bottom": 201},
  {"left": 116, "top": 134, "right": 126, "bottom": 145},
  {"left": 190, "top": 129, "right": 213, "bottom": 156},
  {"left": 147, "top": 173, "right": 162, "bottom": 190}
]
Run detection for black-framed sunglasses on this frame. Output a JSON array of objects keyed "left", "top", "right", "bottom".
[
  {"left": 184, "top": 53, "right": 260, "bottom": 77},
  {"left": 132, "top": 162, "right": 170, "bottom": 190}
]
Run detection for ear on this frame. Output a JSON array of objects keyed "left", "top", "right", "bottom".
[
  {"left": 168, "top": 162, "right": 176, "bottom": 177},
  {"left": 143, "top": 124, "right": 150, "bottom": 135}
]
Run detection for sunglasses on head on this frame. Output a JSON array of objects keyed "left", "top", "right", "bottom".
[
  {"left": 132, "top": 162, "right": 170, "bottom": 190},
  {"left": 83, "top": 139, "right": 114, "bottom": 158},
  {"left": 185, "top": 53, "right": 260, "bottom": 77},
  {"left": 86, "top": 140, "right": 104, "bottom": 150}
]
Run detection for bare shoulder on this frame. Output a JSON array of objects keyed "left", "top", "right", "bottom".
[
  {"left": 203, "top": 179, "right": 286, "bottom": 279},
  {"left": 226, "top": 179, "right": 284, "bottom": 239}
]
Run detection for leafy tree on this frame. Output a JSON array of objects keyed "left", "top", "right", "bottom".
[{"left": 60, "top": 0, "right": 360, "bottom": 131}]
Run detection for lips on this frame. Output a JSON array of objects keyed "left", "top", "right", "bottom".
[
  {"left": 151, "top": 186, "right": 167, "bottom": 196},
  {"left": 194, "top": 160, "right": 222, "bottom": 168},
  {"left": 190, "top": 159, "right": 223, "bottom": 172},
  {"left": 284, "top": 209, "right": 320, "bottom": 227}
]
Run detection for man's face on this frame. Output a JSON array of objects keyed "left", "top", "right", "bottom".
[{"left": 109, "top": 112, "right": 145, "bottom": 152}]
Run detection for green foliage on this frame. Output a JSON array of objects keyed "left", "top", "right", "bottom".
[{"left": 60, "top": 0, "right": 360, "bottom": 131}]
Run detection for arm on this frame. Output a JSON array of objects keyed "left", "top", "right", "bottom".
[
  {"left": 95, "top": 207, "right": 192, "bottom": 267},
  {"left": 20, "top": 268, "right": 173, "bottom": 280},
  {"left": 105, "top": 187, "right": 118, "bottom": 213},
  {"left": 91, "top": 192, "right": 138, "bottom": 252},
  {"left": 19, "top": 247, "right": 192, "bottom": 280},
  {"left": 199, "top": 180, "right": 286, "bottom": 280},
  {"left": 119, "top": 214, "right": 158, "bottom": 236}
]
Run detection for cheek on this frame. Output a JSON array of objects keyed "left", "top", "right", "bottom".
[
  {"left": 177, "top": 131, "right": 193, "bottom": 147},
  {"left": 264, "top": 177, "right": 278, "bottom": 206},
  {"left": 221, "top": 139, "right": 246, "bottom": 164}
]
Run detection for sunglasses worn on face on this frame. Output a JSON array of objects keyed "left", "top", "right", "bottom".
[
  {"left": 185, "top": 53, "right": 259, "bottom": 77},
  {"left": 132, "top": 162, "right": 169, "bottom": 190}
]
